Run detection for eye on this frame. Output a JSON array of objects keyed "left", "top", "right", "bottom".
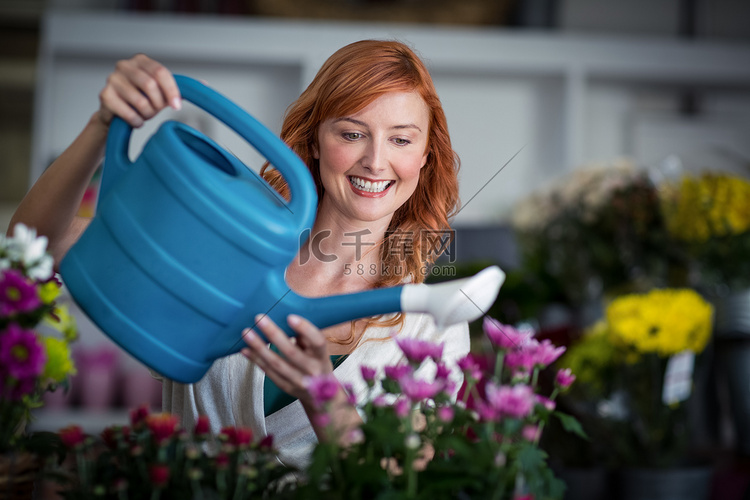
[
  {"left": 393, "top": 138, "right": 411, "bottom": 146},
  {"left": 342, "top": 132, "right": 363, "bottom": 141}
]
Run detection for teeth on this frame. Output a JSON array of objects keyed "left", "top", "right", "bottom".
[{"left": 349, "top": 176, "right": 391, "bottom": 193}]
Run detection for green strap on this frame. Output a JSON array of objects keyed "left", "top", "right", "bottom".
[{"left": 263, "top": 354, "right": 348, "bottom": 416}]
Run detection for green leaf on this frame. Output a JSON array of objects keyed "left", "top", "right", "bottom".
[{"left": 554, "top": 412, "right": 588, "bottom": 439}]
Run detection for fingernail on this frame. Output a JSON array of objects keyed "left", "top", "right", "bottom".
[
  {"left": 255, "top": 314, "right": 268, "bottom": 326},
  {"left": 171, "top": 97, "right": 182, "bottom": 110},
  {"left": 242, "top": 328, "right": 255, "bottom": 340},
  {"left": 288, "top": 314, "right": 302, "bottom": 326}
]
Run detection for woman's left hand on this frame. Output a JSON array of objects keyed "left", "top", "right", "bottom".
[{"left": 240, "top": 314, "right": 333, "bottom": 405}]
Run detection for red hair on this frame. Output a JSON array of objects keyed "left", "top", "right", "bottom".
[{"left": 261, "top": 40, "right": 460, "bottom": 333}]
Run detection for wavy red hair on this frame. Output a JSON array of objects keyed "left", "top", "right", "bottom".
[{"left": 260, "top": 40, "right": 460, "bottom": 334}]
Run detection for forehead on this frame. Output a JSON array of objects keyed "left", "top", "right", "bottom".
[{"left": 334, "top": 91, "right": 430, "bottom": 128}]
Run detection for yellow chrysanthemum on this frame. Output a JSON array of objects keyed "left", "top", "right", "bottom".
[
  {"left": 662, "top": 173, "right": 750, "bottom": 242},
  {"left": 41, "top": 336, "right": 77, "bottom": 383},
  {"left": 38, "top": 280, "right": 61, "bottom": 304},
  {"left": 43, "top": 304, "right": 78, "bottom": 342},
  {"left": 605, "top": 288, "right": 713, "bottom": 357},
  {"left": 559, "top": 320, "right": 616, "bottom": 394}
]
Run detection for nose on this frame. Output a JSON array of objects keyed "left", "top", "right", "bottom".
[{"left": 361, "top": 139, "right": 387, "bottom": 175}]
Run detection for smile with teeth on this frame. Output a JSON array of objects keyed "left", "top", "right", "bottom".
[{"left": 348, "top": 176, "right": 393, "bottom": 193}]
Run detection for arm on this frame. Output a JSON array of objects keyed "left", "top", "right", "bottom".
[
  {"left": 8, "top": 54, "right": 182, "bottom": 266},
  {"left": 241, "top": 314, "right": 363, "bottom": 446}
]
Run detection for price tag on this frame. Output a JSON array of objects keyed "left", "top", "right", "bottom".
[{"left": 662, "top": 350, "right": 695, "bottom": 405}]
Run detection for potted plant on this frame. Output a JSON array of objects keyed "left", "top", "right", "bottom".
[
  {"left": 50, "top": 406, "right": 292, "bottom": 499},
  {"left": 660, "top": 170, "right": 750, "bottom": 456},
  {"left": 295, "top": 317, "right": 583, "bottom": 499},
  {"left": 557, "top": 287, "right": 715, "bottom": 500},
  {"left": 0, "top": 223, "right": 78, "bottom": 498}
]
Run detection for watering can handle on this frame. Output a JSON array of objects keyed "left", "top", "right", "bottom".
[{"left": 101, "top": 74, "right": 316, "bottom": 228}]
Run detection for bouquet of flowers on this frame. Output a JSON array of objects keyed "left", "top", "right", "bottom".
[
  {"left": 52, "top": 405, "right": 292, "bottom": 499},
  {"left": 660, "top": 171, "right": 750, "bottom": 292},
  {"left": 296, "top": 318, "right": 582, "bottom": 500},
  {"left": 557, "top": 288, "right": 713, "bottom": 468},
  {"left": 511, "top": 159, "right": 680, "bottom": 308},
  {"left": 1, "top": 223, "right": 78, "bottom": 453}
]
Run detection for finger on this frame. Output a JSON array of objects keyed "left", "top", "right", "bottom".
[
  {"left": 254, "top": 315, "right": 313, "bottom": 369},
  {"left": 108, "top": 72, "right": 159, "bottom": 122},
  {"left": 288, "top": 315, "right": 328, "bottom": 358},
  {"left": 99, "top": 83, "right": 144, "bottom": 128},
  {"left": 132, "top": 54, "right": 182, "bottom": 110},
  {"left": 240, "top": 341, "right": 303, "bottom": 397}
]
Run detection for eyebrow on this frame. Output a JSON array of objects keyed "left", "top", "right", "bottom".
[{"left": 334, "top": 117, "right": 423, "bottom": 133}]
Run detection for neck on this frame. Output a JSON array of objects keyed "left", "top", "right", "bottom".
[{"left": 288, "top": 207, "right": 393, "bottom": 296}]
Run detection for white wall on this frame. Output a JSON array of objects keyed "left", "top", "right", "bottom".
[{"left": 33, "top": 11, "right": 750, "bottom": 225}]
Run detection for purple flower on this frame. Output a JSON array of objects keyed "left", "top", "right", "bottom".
[
  {"left": 0, "top": 269, "right": 41, "bottom": 316},
  {"left": 556, "top": 367, "right": 576, "bottom": 389},
  {"left": 535, "top": 395, "right": 556, "bottom": 411},
  {"left": 532, "top": 339, "right": 566, "bottom": 368},
  {"left": 394, "top": 398, "right": 411, "bottom": 418},
  {"left": 360, "top": 365, "right": 377, "bottom": 383},
  {"left": 483, "top": 318, "right": 532, "bottom": 350},
  {"left": 457, "top": 354, "right": 484, "bottom": 381},
  {"left": 0, "top": 374, "right": 36, "bottom": 401},
  {"left": 504, "top": 342, "right": 538, "bottom": 374},
  {"left": 384, "top": 364, "right": 412, "bottom": 381},
  {"left": 485, "top": 382, "right": 535, "bottom": 419},
  {"left": 399, "top": 375, "right": 443, "bottom": 402},
  {"left": 303, "top": 373, "right": 340, "bottom": 407},
  {"left": 395, "top": 336, "right": 444, "bottom": 365},
  {"left": 435, "top": 362, "right": 451, "bottom": 381},
  {"left": 437, "top": 406, "right": 454, "bottom": 423},
  {"left": 0, "top": 324, "right": 46, "bottom": 379},
  {"left": 522, "top": 424, "right": 541, "bottom": 442}
]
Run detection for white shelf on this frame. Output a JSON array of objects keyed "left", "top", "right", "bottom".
[
  {"left": 29, "top": 408, "right": 130, "bottom": 434},
  {"left": 32, "top": 10, "right": 750, "bottom": 223}
]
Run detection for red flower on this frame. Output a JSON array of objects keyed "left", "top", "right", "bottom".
[
  {"left": 101, "top": 425, "right": 129, "bottom": 449},
  {"left": 215, "top": 452, "right": 230, "bottom": 469},
  {"left": 59, "top": 425, "right": 85, "bottom": 449},
  {"left": 234, "top": 427, "right": 253, "bottom": 446},
  {"left": 148, "top": 464, "right": 170, "bottom": 487},
  {"left": 194, "top": 415, "right": 210, "bottom": 437},
  {"left": 129, "top": 404, "right": 150, "bottom": 427},
  {"left": 259, "top": 434, "right": 274, "bottom": 450},
  {"left": 146, "top": 413, "right": 179, "bottom": 444}
]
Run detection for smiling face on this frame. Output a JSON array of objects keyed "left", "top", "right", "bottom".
[{"left": 313, "top": 91, "right": 430, "bottom": 226}]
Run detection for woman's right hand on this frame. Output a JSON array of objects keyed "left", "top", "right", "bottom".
[{"left": 97, "top": 53, "right": 182, "bottom": 129}]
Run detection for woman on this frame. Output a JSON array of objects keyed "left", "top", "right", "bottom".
[{"left": 9, "top": 40, "right": 468, "bottom": 469}]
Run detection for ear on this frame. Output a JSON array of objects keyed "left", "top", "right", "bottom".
[
  {"left": 420, "top": 149, "right": 429, "bottom": 169},
  {"left": 312, "top": 143, "right": 320, "bottom": 160}
]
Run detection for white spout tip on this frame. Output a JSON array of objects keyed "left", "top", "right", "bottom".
[{"left": 401, "top": 265, "right": 506, "bottom": 328}]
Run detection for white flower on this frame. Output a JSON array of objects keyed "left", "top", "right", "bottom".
[
  {"left": 7, "top": 223, "right": 53, "bottom": 281},
  {"left": 404, "top": 433, "right": 421, "bottom": 450}
]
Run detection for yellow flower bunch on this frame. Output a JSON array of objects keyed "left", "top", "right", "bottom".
[
  {"left": 662, "top": 173, "right": 750, "bottom": 242},
  {"left": 605, "top": 288, "right": 713, "bottom": 357},
  {"left": 559, "top": 321, "right": 616, "bottom": 396}
]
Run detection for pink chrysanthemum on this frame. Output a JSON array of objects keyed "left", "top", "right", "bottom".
[
  {"left": 304, "top": 373, "right": 340, "bottom": 407},
  {"left": 0, "top": 269, "right": 41, "bottom": 316},
  {"left": 399, "top": 375, "right": 443, "bottom": 402},
  {"left": 395, "top": 336, "right": 444, "bottom": 364},
  {"left": 555, "top": 367, "right": 576, "bottom": 389},
  {"left": 483, "top": 318, "right": 532, "bottom": 350},
  {"left": 0, "top": 323, "right": 46, "bottom": 379},
  {"left": 485, "top": 382, "right": 535, "bottom": 419}
]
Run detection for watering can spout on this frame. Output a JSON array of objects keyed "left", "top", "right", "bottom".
[{"left": 250, "top": 266, "right": 506, "bottom": 337}]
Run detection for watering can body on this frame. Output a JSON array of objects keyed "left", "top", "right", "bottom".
[{"left": 60, "top": 75, "right": 504, "bottom": 384}]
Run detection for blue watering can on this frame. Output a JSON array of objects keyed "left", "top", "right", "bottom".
[{"left": 60, "top": 75, "right": 504, "bottom": 384}]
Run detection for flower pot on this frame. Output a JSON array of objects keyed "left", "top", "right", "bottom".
[
  {"left": 557, "top": 466, "right": 610, "bottom": 500},
  {"left": 0, "top": 452, "right": 38, "bottom": 500},
  {"left": 617, "top": 466, "right": 713, "bottom": 500},
  {"left": 712, "top": 288, "right": 750, "bottom": 456}
]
